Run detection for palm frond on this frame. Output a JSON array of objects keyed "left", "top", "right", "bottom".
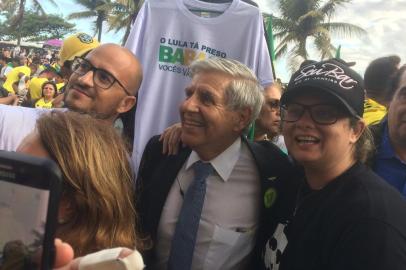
[
  {"left": 313, "top": 32, "right": 334, "bottom": 60},
  {"left": 68, "top": 11, "right": 97, "bottom": 20},
  {"left": 275, "top": 43, "right": 288, "bottom": 59},
  {"left": 286, "top": 49, "right": 305, "bottom": 73},
  {"left": 273, "top": 31, "right": 288, "bottom": 40},
  {"left": 275, "top": 32, "right": 297, "bottom": 52},
  {"left": 278, "top": 0, "right": 319, "bottom": 21},
  {"left": 319, "top": 0, "right": 351, "bottom": 15},
  {"left": 320, "top": 22, "right": 367, "bottom": 38},
  {"left": 297, "top": 10, "right": 323, "bottom": 24},
  {"left": 271, "top": 16, "right": 297, "bottom": 33}
]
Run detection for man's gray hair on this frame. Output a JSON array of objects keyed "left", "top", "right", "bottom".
[{"left": 190, "top": 58, "right": 264, "bottom": 127}]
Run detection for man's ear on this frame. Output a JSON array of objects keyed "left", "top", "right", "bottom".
[
  {"left": 350, "top": 119, "right": 366, "bottom": 144},
  {"left": 233, "top": 107, "right": 252, "bottom": 132},
  {"left": 117, "top": 96, "right": 137, "bottom": 114}
]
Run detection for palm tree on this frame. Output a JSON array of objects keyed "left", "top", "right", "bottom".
[
  {"left": 1, "top": 0, "right": 57, "bottom": 44},
  {"left": 68, "top": 0, "right": 110, "bottom": 42},
  {"left": 268, "top": 0, "right": 366, "bottom": 71},
  {"left": 100, "top": 0, "right": 143, "bottom": 45}
]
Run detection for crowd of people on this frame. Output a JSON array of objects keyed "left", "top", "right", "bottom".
[
  {"left": 0, "top": 30, "right": 405, "bottom": 270},
  {"left": 0, "top": 36, "right": 99, "bottom": 110}
]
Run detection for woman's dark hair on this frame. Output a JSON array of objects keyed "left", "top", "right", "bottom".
[{"left": 41, "top": 81, "right": 58, "bottom": 98}]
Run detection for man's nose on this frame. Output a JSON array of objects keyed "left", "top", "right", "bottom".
[
  {"left": 77, "top": 70, "right": 94, "bottom": 86},
  {"left": 181, "top": 94, "right": 199, "bottom": 113},
  {"left": 275, "top": 107, "right": 281, "bottom": 117}
]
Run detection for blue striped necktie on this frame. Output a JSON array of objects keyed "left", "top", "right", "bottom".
[{"left": 168, "top": 161, "right": 213, "bottom": 270}]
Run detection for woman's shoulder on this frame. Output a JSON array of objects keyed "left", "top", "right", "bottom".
[{"left": 330, "top": 163, "right": 406, "bottom": 224}]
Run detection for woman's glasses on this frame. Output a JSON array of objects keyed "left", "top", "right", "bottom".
[{"left": 281, "top": 103, "right": 343, "bottom": 125}]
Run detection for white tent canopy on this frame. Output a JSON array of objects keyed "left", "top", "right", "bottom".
[{"left": 0, "top": 40, "right": 43, "bottom": 48}]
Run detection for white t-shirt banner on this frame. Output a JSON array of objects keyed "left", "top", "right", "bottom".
[{"left": 125, "top": 0, "right": 274, "bottom": 171}]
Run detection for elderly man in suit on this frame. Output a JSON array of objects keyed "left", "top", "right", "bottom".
[{"left": 136, "top": 58, "right": 299, "bottom": 270}]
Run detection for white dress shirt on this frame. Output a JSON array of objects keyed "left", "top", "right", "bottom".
[{"left": 152, "top": 138, "right": 260, "bottom": 270}]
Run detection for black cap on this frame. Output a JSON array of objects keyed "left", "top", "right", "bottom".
[{"left": 281, "top": 58, "right": 365, "bottom": 118}]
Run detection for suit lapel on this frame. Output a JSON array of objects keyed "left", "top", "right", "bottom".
[{"left": 147, "top": 147, "right": 191, "bottom": 240}]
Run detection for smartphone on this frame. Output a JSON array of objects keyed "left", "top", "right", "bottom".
[{"left": 0, "top": 151, "right": 62, "bottom": 270}]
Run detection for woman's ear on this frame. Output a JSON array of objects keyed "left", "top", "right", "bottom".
[{"left": 350, "top": 119, "right": 366, "bottom": 144}]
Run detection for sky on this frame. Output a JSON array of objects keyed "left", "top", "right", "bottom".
[
  {"left": 255, "top": 0, "right": 406, "bottom": 81},
  {"left": 43, "top": 0, "right": 406, "bottom": 82}
]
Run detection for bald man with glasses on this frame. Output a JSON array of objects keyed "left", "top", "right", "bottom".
[
  {"left": 0, "top": 43, "right": 143, "bottom": 151},
  {"left": 64, "top": 44, "right": 141, "bottom": 123}
]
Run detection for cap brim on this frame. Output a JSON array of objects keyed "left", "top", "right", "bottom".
[
  {"left": 58, "top": 47, "right": 96, "bottom": 66},
  {"left": 281, "top": 86, "right": 360, "bottom": 118}
]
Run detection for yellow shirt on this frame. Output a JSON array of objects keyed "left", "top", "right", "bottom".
[
  {"left": 364, "top": 98, "right": 387, "bottom": 126},
  {"left": 2, "top": 66, "right": 31, "bottom": 93},
  {"left": 35, "top": 98, "right": 53, "bottom": 109},
  {"left": 56, "top": 82, "right": 65, "bottom": 92},
  {"left": 29, "top": 77, "right": 49, "bottom": 100}
]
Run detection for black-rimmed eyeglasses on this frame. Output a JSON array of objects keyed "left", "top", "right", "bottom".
[
  {"left": 71, "top": 57, "right": 132, "bottom": 96},
  {"left": 281, "top": 103, "right": 344, "bottom": 125}
]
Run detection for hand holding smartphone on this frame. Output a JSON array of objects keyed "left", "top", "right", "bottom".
[{"left": 0, "top": 151, "right": 62, "bottom": 270}]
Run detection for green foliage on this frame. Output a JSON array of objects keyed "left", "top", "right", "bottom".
[
  {"left": 68, "top": 0, "right": 110, "bottom": 42},
  {"left": 266, "top": 0, "right": 366, "bottom": 71},
  {"left": 0, "top": 11, "right": 75, "bottom": 41},
  {"left": 68, "top": 0, "right": 143, "bottom": 44},
  {"left": 101, "top": 0, "right": 144, "bottom": 45},
  {"left": 0, "top": 0, "right": 60, "bottom": 44}
]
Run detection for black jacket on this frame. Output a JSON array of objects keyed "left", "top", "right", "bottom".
[
  {"left": 135, "top": 135, "right": 301, "bottom": 268},
  {"left": 276, "top": 163, "right": 406, "bottom": 270}
]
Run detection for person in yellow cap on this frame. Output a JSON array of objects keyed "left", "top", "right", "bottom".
[
  {"left": 52, "top": 33, "right": 100, "bottom": 107},
  {"left": 59, "top": 33, "right": 100, "bottom": 81}
]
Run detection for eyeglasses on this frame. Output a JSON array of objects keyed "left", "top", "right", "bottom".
[
  {"left": 281, "top": 103, "right": 343, "bottom": 125},
  {"left": 71, "top": 57, "right": 131, "bottom": 96},
  {"left": 266, "top": 99, "right": 280, "bottom": 111}
]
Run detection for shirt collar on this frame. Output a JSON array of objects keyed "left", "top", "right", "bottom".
[{"left": 185, "top": 137, "right": 242, "bottom": 182}]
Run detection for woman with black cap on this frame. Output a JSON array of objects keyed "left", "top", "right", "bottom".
[{"left": 260, "top": 59, "right": 406, "bottom": 270}]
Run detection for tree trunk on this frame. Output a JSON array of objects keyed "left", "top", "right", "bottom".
[
  {"left": 97, "top": 14, "right": 103, "bottom": 42},
  {"left": 98, "top": 25, "right": 102, "bottom": 42},
  {"left": 16, "top": 0, "right": 26, "bottom": 45},
  {"left": 121, "top": 12, "right": 136, "bottom": 46}
]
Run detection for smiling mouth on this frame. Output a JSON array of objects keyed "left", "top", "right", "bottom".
[
  {"left": 182, "top": 119, "right": 205, "bottom": 127},
  {"left": 295, "top": 135, "right": 320, "bottom": 145}
]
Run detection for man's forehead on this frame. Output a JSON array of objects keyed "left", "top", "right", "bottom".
[
  {"left": 393, "top": 71, "right": 406, "bottom": 97},
  {"left": 192, "top": 71, "right": 232, "bottom": 87},
  {"left": 85, "top": 49, "right": 119, "bottom": 74},
  {"left": 399, "top": 70, "right": 406, "bottom": 86}
]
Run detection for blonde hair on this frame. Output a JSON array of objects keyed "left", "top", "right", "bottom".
[
  {"left": 36, "top": 111, "right": 142, "bottom": 256},
  {"left": 349, "top": 117, "right": 374, "bottom": 163}
]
